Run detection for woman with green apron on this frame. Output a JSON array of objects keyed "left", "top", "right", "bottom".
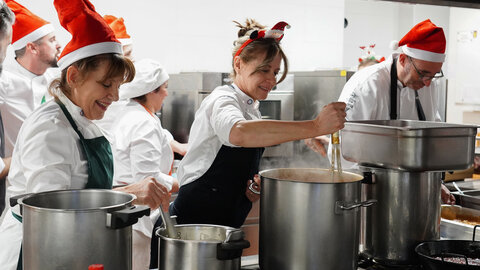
[{"left": 0, "top": 0, "right": 171, "bottom": 269}]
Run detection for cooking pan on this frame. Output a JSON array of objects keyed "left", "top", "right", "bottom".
[{"left": 415, "top": 225, "right": 480, "bottom": 269}]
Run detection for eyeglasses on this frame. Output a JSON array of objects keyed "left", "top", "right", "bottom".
[{"left": 408, "top": 56, "right": 444, "bottom": 81}]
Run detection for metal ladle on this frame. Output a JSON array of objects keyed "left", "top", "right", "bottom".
[
  {"left": 160, "top": 208, "right": 178, "bottom": 238},
  {"left": 330, "top": 131, "right": 342, "bottom": 175}
]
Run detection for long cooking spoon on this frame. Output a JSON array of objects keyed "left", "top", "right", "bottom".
[{"left": 160, "top": 208, "right": 177, "bottom": 238}]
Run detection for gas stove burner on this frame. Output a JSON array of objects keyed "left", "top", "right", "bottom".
[{"left": 358, "top": 254, "right": 424, "bottom": 270}]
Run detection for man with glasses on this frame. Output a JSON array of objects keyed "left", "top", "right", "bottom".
[
  {"left": 340, "top": 19, "right": 445, "bottom": 122},
  {"left": 308, "top": 19, "right": 454, "bottom": 203},
  {"left": 344, "top": 19, "right": 453, "bottom": 203}
]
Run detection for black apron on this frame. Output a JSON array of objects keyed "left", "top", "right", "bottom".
[
  {"left": 171, "top": 145, "right": 264, "bottom": 228},
  {"left": 15, "top": 100, "right": 113, "bottom": 269},
  {"left": 390, "top": 57, "right": 426, "bottom": 121}
]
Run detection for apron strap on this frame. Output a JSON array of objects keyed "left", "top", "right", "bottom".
[
  {"left": 390, "top": 57, "right": 398, "bottom": 120},
  {"left": 54, "top": 99, "right": 113, "bottom": 189},
  {"left": 55, "top": 100, "right": 85, "bottom": 140},
  {"left": 12, "top": 212, "right": 22, "bottom": 270},
  {"left": 414, "top": 90, "right": 426, "bottom": 121}
]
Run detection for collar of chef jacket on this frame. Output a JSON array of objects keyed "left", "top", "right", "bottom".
[{"left": 56, "top": 91, "right": 106, "bottom": 139}]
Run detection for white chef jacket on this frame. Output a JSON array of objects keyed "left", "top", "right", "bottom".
[
  {"left": 177, "top": 83, "right": 261, "bottom": 187},
  {"left": 0, "top": 91, "right": 103, "bottom": 270},
  {"left": 339, "top": 53, "right": 443, "bottom": 122},
  {"left": 0, "top": 61, "right": 57, "bottom": 156},
  {"left": 94, "top": 99, "right": 129, "bottom": 133},
  {"left": 94, "top": 99, "right": 174, "bottom": 144},
  {"left": 111, "top": 100, "right": 174, "bottom": 237},
  {"left": 334, "top": 53, "right": 445, "bottom": 169}
]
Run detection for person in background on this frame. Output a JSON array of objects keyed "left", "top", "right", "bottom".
[
  {"left": 306, "top": 19, "right": 455, "bottom": 204},
  {"left": 357, "top": 44, "right": 385, "bottom": 70},
  {"left": 103, "top": 14, "right": 133, "bottom": 61},
  {"left": 111, "top": 59, "right": 179, "bottom": 270},
  {"left": 0, "top": 0, "right": 62, "bottom": 158},
  {"left": 358, "top": 58, "right": 379, "bottom": 70},
  {"left": 0, "top": 0, "right": 171, "bottom": 269},
  {"left": 93, "top": 14, "right": 134, "bottom": 133},
  {"left": 96, "top": 14, "right": 187, "bottom": 156},
  {"left": 0, "top": 0, "right": 14, "bottom": 224}
]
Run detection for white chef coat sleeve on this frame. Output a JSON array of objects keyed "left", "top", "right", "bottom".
[
  {"left": 162, "top": 128, "right": 174, "bottom": 143},
  {"left": 17, "top": 119, "right": 75, "bottom": 193},
  {"left": 210, "top": 96, "right": 245, "bottom": 145},
  {"left": 128, "top": 122, "right": 174, "bottom": 191},
  {"left": 340, "top": 80, "right": 379, "bottom": 121}
]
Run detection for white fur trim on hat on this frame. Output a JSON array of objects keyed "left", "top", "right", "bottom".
[
  {"left": 58, "top": 42, "right": 123, "bottom": 70},
  {"left": 389, "top": 40, "right": 399, "bottom": 50},
  {"left": 12, "top": 24, "right": 55, "bottom": 51},
  {"left": 402, "top": 46, "right": 445, "bottom": 63},
  {"left": 118, "top": 38, "right": 132, "bottom": 46},
  {"left": 120, "top": 59, "right": 169, "bottom": 100}
]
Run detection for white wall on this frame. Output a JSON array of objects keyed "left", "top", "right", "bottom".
[
  {"left": 13, "top": 0, "right": 479, "bottom": 124},
  {"left": 17, "top": 0, "right": 345, "bottom": 73},
  {"left": 343, "top": 0, "right": 449, "bottom": 71},
  {"left": 446, "top": 7, "right": 480, "bottom": 124}
]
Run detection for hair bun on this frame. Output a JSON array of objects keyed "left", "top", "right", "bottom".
[{"left": 233, "top": 18, "right": 266, "bottom": 38}]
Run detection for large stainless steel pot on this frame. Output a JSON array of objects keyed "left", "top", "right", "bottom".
[
  {"left": 156, "top": 224, "right": 250, "bottom": 270},
  {"left": 359, "top": 166, "right": 442, "bottom": 265},
  {"left": 11, "top": 189, "right": 150, "bottom": 270},
  {"left": 259, "top": 168, "right": 375, "bottom": 270}
]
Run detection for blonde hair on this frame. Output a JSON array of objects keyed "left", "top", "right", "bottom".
[
  {"left": 49, "top": 53, "right": 135, "bottom": 98},
  {"left": 231, "top": 19, "right": 289, "bottom": 84}
]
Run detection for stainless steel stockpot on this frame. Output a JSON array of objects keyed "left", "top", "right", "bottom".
[
  {"left": 12, "top": 189, "right": 150, "bottom": 270},
  {"left": 359, "top": 166, "right": 442, "bottom": 265},
  {"left": 259, "top": 168, "right": 375, "bottom": 270},
  {"left": 156, "top": 224, "right": 250, "bottom": 270}
]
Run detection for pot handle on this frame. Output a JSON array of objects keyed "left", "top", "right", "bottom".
[
  {"left": 9, "top": 193, "right": 32, "bottom": 215},
  {"left": 9, "top": 193, "right": 31, "bottom": 207},
  {"left": 106, "top": 205, "right": 150, "bottom": 229},
  {"left": 216, "top": 240, "right": 250, "bottom": 260},
  {"left": 473, "top": 225, "right": 480, "bottom": 242},
  {"left": 248, "top": 181, "right": 260, "bottom": 195},
  {"left": 335, "top": 199, "right": 377, "bottom": 214}
]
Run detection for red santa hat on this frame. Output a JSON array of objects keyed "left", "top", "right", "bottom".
[
  {"left": 390, "top": 19, "right": 446, "bottom": 63},
  {"left": 6, "top": 0, "right": 55, "bottom": 51},
  {"left": 103, "top": 15, "right": 132, "bottom": 46},
  {"left": 54, "top": 0, "right": 123, "bottom": 70}
]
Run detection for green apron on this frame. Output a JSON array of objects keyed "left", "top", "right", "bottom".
[
  {"left": 15, "top": 100, "right": 114, "bottom": 269},
  {"left": 56, "top": 100, "right": 113, "bottom": 189}
]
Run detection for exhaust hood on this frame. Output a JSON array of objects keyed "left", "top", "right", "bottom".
[{"left": 379, "top": 0, "right": 480, "bottom": 9}]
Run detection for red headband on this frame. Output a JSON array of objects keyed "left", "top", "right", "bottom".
[{"left": 234, "top": 21, "right": 290, "bottom": 59}]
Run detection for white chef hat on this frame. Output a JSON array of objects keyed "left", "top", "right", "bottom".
[{"left": 120, "top": 59, "right": 169, "bottom": 99}]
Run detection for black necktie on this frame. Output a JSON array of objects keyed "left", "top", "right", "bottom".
[{"left": 414, "top": 91, "right": 426, "bottom": 121}]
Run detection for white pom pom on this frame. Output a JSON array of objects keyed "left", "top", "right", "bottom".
[{"left": 390, "top": 40, "right": 399, "bottom": 50}]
